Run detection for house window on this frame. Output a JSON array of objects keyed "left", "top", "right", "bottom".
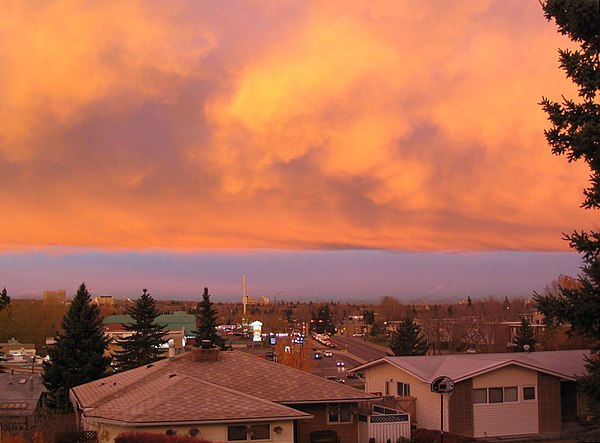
[
  {"left": 473, "top": 386, "right": 519, "bottom": 404},
  {"left": 504, "top": 387, "right": 518, "bottom": 402},
  {"left": 228, "top": 424, "right": 271, "bottom": 441},
  {"left": 488, "top": 387, "right": 503, "bottom": 403},
  {"left": 472, "top": 388, "right": 487, "bottom": 404},
  {"left": 523, "top": 386, "right": 536, "bottom": 400},
  {"left": 397, "top": 382, "right": 410, "bottom": 397},
  {"left": 328, "top": 403, "right": 354, "bottom": 423}
]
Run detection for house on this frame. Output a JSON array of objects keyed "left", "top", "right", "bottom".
[
  {"left": 71, "top": 349, "right": 408, "bottom": 443},
  {"left": 353, "top": 349, "right": 591, "bottom": 439},
  {"left": 0, "top": 339, "right": 41, "bottom": 369},
  {"left": 0, "top": 372, "right": 47, "bottom": 433},
  {"left": 103, "top": 312, "right": 196, "bottom": 356}
]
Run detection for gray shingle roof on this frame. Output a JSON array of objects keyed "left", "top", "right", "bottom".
[
  {"left": 84, "top": 369, "right": 310, "bottom": 425},
  {"left": 0, "top": 373, "right": 46, "bottom": 415},
  {"left": 71, "top": 350, "right": 374, "bottom": 425},
  {"left": 353, "top": 349, "right": 591, "bottom": 383}
]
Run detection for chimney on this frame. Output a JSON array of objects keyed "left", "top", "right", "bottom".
[
  {"left": 168, "top": 345, "right": 176, "bottom": 360},
  {"left": 191, "top": 347, "right": 220, "bottom": 362}
]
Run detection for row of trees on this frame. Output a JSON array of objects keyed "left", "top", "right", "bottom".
[
  {"left": 387, "top": 316, "right": 537, "bottom": 356},
  {"left": 42, "top": 284, "right": 224, "bottom": 410}
]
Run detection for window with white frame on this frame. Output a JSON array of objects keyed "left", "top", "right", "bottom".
[
  {"left": 227, "top": 424, "right": 270, "bottom": 441},
  {"left": 472, "top": 386, "right": 519, "bottom": 404},
  {"left": 328, "top": 402, "right": 354, "bottom": 423},
  {"left": 397, "top": 382, "right": 410, "bottom": 397}
]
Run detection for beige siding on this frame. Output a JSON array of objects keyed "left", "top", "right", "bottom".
[
  {"left": 472, "top": 365, "right": 538, "bottom": 437},
  {"left": 364, "top": 364, "right": 448, "bottom": 432},
  {"left": 83, "top": 418, "right": 296, "bottom": 443}
]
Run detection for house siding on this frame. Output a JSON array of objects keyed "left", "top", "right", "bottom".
[
  {"left": 81, "top": 418, "right": 296, "bottom": 443},
  {"left": 293, "top": 403, "right": 358, "bottom": 443},
  {"left": 364, "top": 364, "right": 448, "bottom": 432},
  {"left": 472, "top": 365, "right": 538, "bottom": 438},
  {"left": 448, "top": 379, "right": 473, "bottom": 437},
  {"left": 538, "top": 372, "right": 561, "bottom": 435}
]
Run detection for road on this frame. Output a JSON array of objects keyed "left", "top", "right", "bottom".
[{"left": 307, "top": 336, "right": 391, "bottom": 384}]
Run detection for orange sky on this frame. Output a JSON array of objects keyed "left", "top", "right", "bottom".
[{"left": 0, "top": 0, "right": 593, "bottom": 253}]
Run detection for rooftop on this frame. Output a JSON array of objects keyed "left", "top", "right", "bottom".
[
  {"left": 72, "top": 349, "right": 374, "bottom": 425},
  {"left": 353, "top": 349, "right": 591, "bottom": 383}
]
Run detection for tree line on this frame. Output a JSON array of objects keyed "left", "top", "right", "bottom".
[{"left": 42, "top": 283, "right": 225, "bottom": 411}]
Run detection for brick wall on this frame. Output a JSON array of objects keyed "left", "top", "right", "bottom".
[
  {"left": 292, "top": 403, "right": 359, "bottom": 443},
  {"left": 538, "top": 373, "right": 561, "bottom": 435},
  {"left": 448, "top": 379, "right": 473, "bottom": 437}
]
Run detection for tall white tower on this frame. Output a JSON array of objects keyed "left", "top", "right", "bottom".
[{"left": 242, "top": 273, "right": 247, "bottom": 316}]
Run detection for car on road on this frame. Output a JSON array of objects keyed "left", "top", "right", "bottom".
[
  {"left": 326, "top": 376, "right": 345, "bottom": 383},
  {"left": 323, "top": 350, "right": 333, "bottom": 357},
  {"left": 336, "top": 360, "right": 345, "bottom": 367},
  {"left": 314, "top": 351, "right": 322, "bottom": 360},
  {"left": 345, "top": 371, "right": 363, "bottom": 379}
]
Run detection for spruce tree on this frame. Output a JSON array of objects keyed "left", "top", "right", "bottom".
[
  {"left": 42, "top": 283, "right": 111, "bottom": 411},
  {"left": 389, "top": 317, "right": 429, "bottom": 356},
  {"left": 0, "top": 287, "right": 10, "bottom": 312},
  {"left": 0, "top": 288, "right": 11, "bottom": 373},
  {"left": 512, "top": 317, "right": 536, "bottom": 352},
  {"left": 112, "top": 289, "right": 168, "bottom": 371},
  {"left": 192, "top": 287, "right": 225, "bottom": 349},
  {"left": 534, "top": 0, "right": 600, "bottom": 421}
]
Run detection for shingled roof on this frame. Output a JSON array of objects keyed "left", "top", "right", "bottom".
[
  {"left": 71, "top": 349, "right": 374, "bottom": 425},
  {"left": 0, "top": 372, "right": 46, "bottom": 416},
  {"left": 353, "top": 349, "right": 591, "bottom": 383}
]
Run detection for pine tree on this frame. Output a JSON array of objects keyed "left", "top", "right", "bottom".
[
  {"left": 389, "top": 317, "right": 429, "bottom": 356},
  {"left": 534, "top": 0, "right": 600, "bottom": 421},
  {"left": 42, "top": 283, "right": 111, "bottom": 411},
  {"left": 0, "top": 287, "right": 10, "bottom": 312},
  {"left": 0, "top": 288, "right": 11, "bottom": 373},
  {"left": 512, "top": 317, "right": 536, "bottom": 352},
  {"left": 112, "top": 289, "right": 168, "bottom": 371},
  {"left": 192, "top": 287, "right": 225, "bottom": 349},
  {"left": 312, "top": 304, "right": 335, "bottom": 335}
]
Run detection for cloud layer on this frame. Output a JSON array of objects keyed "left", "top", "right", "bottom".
[{"left": 0, "top": 0, "right": 593, "bottom": 252}]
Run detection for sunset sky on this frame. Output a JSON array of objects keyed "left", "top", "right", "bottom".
[{"left": 0, "top": 1, "right": 593, "bottom": 301}]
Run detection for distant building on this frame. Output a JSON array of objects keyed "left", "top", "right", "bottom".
[
  {"left": 92, "top": 295, "right": 115, "bottom": 306},
  {"left": 245, "top": 295, "right": 270, "bottom": 306},
  {"left": 242, "top": 273, "right": 269, "bottom": 316},
  {"left": 0, "top": 339, "right": 36, "bottom": 361},
  {"left": 42, "top": 289, "right": 66, "bottom": 305}
]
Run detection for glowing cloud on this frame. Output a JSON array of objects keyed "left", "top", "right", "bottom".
[{"left": 0, "top": 0, "right": 592, "bottom": 252}]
